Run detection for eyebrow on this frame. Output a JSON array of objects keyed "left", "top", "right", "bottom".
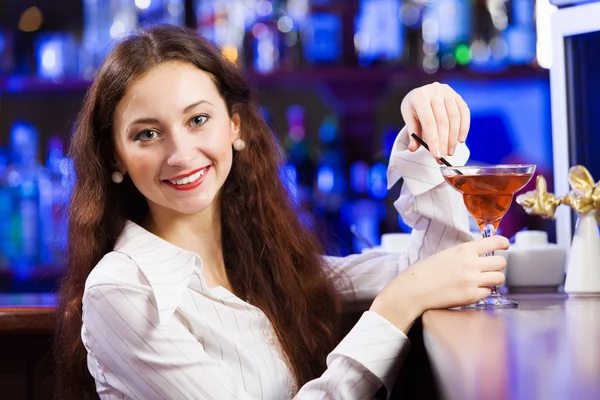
[
  {"left": 183, "top": 99, "right": 214, "bottom": 114},
  {"left": 126, "top": 100, "right": 215, "bottom": 131}
]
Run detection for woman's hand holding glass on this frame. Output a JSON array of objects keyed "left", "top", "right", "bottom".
[{"left": 370, "top": 236, "right": 510, "bottom": 333}]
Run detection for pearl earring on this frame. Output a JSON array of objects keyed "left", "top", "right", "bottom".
[
  {"left": 112, "top": 171, "right": 124, "bottom": 184},
  {"left": 233, "top": 138, "right": 246, "bottom": 151}
]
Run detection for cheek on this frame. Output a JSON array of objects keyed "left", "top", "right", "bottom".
[
  {"left": 219, "top": 141, "right": 234, "bottom": 170},
  {"left": 207, "top": 126, "right": 235, "bottom": 166},
  {"left": 211, "top": 148, "right": 233, "bottom": 182},
  {"left": 124, "top": 152, "right": 158, "bottom": 184}
]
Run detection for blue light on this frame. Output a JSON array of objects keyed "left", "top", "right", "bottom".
[
  {"left": 350, "top": 161, "right": 369, "bottom": 193},
  {"left": 42, "top": 48, "right": 57, "bottom": 70},
  {"left": 398, "top": 213, "right": 412, "bottom": 233},
  {"left": 285, "top": 164, "right": 297, "bottom": 186},
  {"left": 254, "top": 29, "right": 278, "bottom": 73},
  {"left": 280, "top": 163, "right": 299, "bottom": 203},
  {"left": 368, "top": 162, "right": 388, "bottom": 199},
  {"left": 38, "top": 40, "right": 62, "bottom": 79},
  {"left": 287, "top": 105, "right": 306, "bottom": 141},
  {"left": 10, "top": 121, "right": 39, "bottom": 162},
  {"left": 383, "top": 127, "right": 400, "bottom": 157},
  {"left": 318, "top": 116, "right": 338, "bottom": 143},
  {"left": 110, "top": 20, "right": 127, "bottom": 38},
  {"left": 35, "top": 33, "right": 78, "bottom": 80},
  {"left": 423, "top": 0, "right": 471, "bottom": 50},
  {"left": 6, "top": 77, "right": 25, "bottom": 93},
  {"left": 7, "top": 170, "right": 22, "bottom": 188},
  {"left": 317, "top": 165, "right": 335, "bottom": 193},
  {"left": 355, "top": 0, "right": 404, "bottom": 65},
  {"left": 257, "top": 0, "right": 274, "bottom": 18},
  {"left": 505, "top": 27, "right": 536, "bottom": 64},
  {"left": 287, "top": 105, "right": 305, "bottom": 123},
  {"left": 260, "top": 106, "right": 270, "bottom": 121},
  {"left": 346, "top": 200, "right": 384, "bottom": 252},
  {"left": 302, "top": 13, "right": 342, "bottom": 63},
  {"left": 354, "top": 216, "right": 378, "bottom": 252},
  {"left": 135, "top": 0, "right": 152, "bottom": 10}
]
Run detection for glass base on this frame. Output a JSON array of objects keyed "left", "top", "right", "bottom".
[{"left": 458, "top": 293, "right": 519, "bottom": 309}]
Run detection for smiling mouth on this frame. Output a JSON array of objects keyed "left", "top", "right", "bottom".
[{"left": 163, "top": 166, "right": 210, "bottom": 190}]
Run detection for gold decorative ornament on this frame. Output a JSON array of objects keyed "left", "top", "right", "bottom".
[{"left": 516, "top": 165, "right": 600, "bottom": 225}]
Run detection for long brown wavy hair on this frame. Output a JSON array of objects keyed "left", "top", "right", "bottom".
[{"left": 54, "top": 25, "right": 342, "bottom": 399}]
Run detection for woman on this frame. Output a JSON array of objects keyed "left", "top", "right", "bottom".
[{"left": 54, "top": 25, "right": 508, "bottom": 400}]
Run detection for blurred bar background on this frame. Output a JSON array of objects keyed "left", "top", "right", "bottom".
[{"left": 0, "top": 0, "right": 558, "bottom": 293}]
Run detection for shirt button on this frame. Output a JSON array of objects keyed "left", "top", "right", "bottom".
[
  {"left": 266, "top": 333, "right": 276, "bottom": 345},
  {"left": 262, "top": 328, "right": 274, "bottom": 343}
]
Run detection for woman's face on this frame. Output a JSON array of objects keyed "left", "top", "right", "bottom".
[{"left": 113, "top": 61, "right": 241, "bottom": 219}]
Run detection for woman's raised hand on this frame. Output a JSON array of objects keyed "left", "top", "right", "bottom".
[
  {"left": 370, "top": 236, "right": 510, "bottom": 333},
  {"left": 400, "top": 82, "right": 470, "bottom": 159}
]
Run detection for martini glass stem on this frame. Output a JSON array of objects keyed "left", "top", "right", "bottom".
[{"left": 481, "top": 223, "right": 500, "bottom": 296}]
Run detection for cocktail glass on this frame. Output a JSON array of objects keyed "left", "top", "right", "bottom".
[{"left": 441, "top": 164, "right": 536, "bottom": 309}]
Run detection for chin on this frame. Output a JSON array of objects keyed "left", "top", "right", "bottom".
[
  {"left": 149, "top": 187, "right": 220, "bottom": 216},
  {"left": 170, "top": 197, "right": 216, "bottom": 216}
]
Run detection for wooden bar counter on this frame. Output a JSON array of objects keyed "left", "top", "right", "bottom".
[
  {"left": 2, "top": 293, "right": 599, "bottom": 399},
  {"left": 422, "top": 294, "right": 600, "bottom": 400},
  {"left": 0, "top": 294, "right": 55, "bottom": 400}
]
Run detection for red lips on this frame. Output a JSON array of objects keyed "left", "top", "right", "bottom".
[{"left": 163, "top": 166, "right": 210, "bottom": 191}]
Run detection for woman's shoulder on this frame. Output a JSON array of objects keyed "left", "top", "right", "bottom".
[
  {"left": 81, "top": 251, "right": 163, "bottom": 335},
  {"left": 84, "top": 251, "right": 147, "bottom": 294},
  {"left": 82, "top": 249, "right": 193, "bottom": 328}
]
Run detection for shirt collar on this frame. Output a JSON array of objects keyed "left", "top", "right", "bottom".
[{"left": 114, "top": 220, "right": 200, "bottom": 326}]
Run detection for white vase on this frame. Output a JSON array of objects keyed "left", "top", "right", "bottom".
[{"left": 564, "top": 211, "right": 600, "bottom": 295}]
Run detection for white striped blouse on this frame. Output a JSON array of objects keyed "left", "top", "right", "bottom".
[{"left": 81, "top": 127, "right": 472, "bottom": 400}]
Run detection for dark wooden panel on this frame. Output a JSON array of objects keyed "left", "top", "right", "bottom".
[
  {"left": 0, "top": 307, "right": 54, "bottom": 335},
  {"left": 0, "top": 334, "right": 53, "bottom": 400}
]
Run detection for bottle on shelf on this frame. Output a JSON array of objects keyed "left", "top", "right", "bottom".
[
  {"left": 46, "top": 135, "right": 75, "bottom": 267},
  {"left": 284, "top": 104, "right": 313, "bottom": 204},
  {"left": 0, "top": 30, "right": 16, "bottom": 75},
  {"left": 137, "top": 0, "right": 185, "bottom": 26},
  {"left": 313, "top": 114, "right": 346, "bottom": 211},
  {"left": 0, "top": 122, "right": 53, "bottom": 279},
  {"left": 81, "top": 0, "right": 138, "bottom": 78},
  {"left": 355, "top": 0, "right": 405, "bottom": 66},
  {"left": 299, "top": 2, "right": 343, "bottom": 65}
]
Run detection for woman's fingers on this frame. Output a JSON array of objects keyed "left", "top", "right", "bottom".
[
  {"left": 412, "top": 96, "right": 441, "bottom": 158},
  {"left": 466, "top": 236, "right": 510, "bottom": 256},
  {"left": 456, "top": 96, "right": 470, "bottom": 143},
  {"left": 400, "top": 83, "right": 471, "bottom": 159},
  {"left": 478, "top": 270, "right": 506, "bottom": 288},
  {"left": 401, "top": 103, "right": 422, "bottom": 152},
  {"left": 478, "top": 255, "right": 507, "bottom": 272},
  {"left": 444, "top": 96, "right": 461, "bottom": 156},
  {"left": 431, "top": 96, "right": 449, "bottom": 157}
]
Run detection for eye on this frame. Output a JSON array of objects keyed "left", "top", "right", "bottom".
[
  {"left": 134, "top": 129, "right": 159, "bottom": 141},
  {"left": 190, "top": 114, "right": 209, "bottom": 127}
]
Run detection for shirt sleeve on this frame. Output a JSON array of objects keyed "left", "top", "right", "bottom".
[
  {"left": 322, "top": 251, "right": 408, "bottom": 303},
  {"left": 321, "top": 128, "right": 474, "bottom": 304},
  {"left": 295, "top": 311, "right": 409, "bottom": 399},
  {"left": 82, "top": 283, "right": 408, "bottom": 400},
  {"left": 387, "top": 126, "right": 474, "bottom": 265}
]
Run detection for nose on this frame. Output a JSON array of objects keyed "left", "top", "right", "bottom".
[{"left": 166, "top": 132, "right": 197, "bottom": 168}]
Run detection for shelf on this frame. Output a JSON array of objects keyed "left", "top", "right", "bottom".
[
  {"left": 0, "top": 75, "right": 92, "bottom": 94},
  {"left": 246, "top": 65, "right": 550, "bottom": 86},
  {"left": 0, "top": 66, "right": 549, "bottom": 94}
]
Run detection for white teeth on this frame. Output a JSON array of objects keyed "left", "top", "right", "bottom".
[{"left": 168, "top": 168, "right": 207, "bottom": 185}]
